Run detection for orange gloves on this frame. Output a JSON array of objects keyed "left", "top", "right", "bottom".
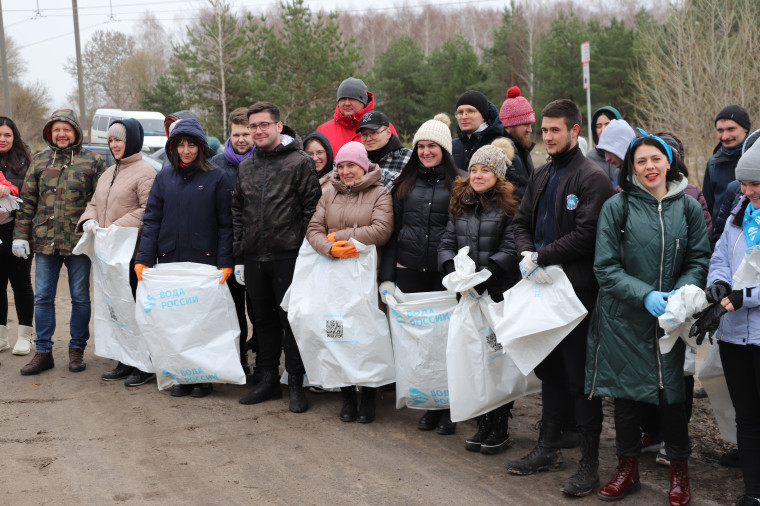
[
  {"left": 220, "top": 267, "right": 233, "bottom": 284},
  {"left": 330, "top": 240, "right": 358, "bottom": 258},
  {"left": 327, "top": 232, "right": 336, "bottom": 242},
  {"left": 134, "top": 263, "right": 148, "bottom": 281}
]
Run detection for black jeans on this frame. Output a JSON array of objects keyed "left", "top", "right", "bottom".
[
  {"left": 244, "top": 258, "right": 303, "bottom": 376},
  {"left": 0, "top": 224, "right": 34, "bottom": 326},
  {"left": 396, "top": 267, "right": 444, "bottom": 293},
  {"left": 720, "top": 340, "right": 760, "bottom": 497},
  {"left": 614, "top": 391, "right": 690, "bottom": 460},
  {"left": 640, "top": 375, "right": 695, "bottom": 438}
]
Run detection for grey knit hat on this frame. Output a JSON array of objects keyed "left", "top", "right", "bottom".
[
  {"left": 596, "top": 119, "right": 635, "bottom": 161},
  {"left": 412, "top": 118, "right": 453, "bottom": 155},
  {"left": 469, "top": 145, "right": 508, "bottom": 179},
  {"left": 337, "top": 77, "right": 368, "bottom": 106},
  {"left": 108, "top": 122, "right": 127, "bottom": 142},
  {"left": 736, "top": 139, "right": 760, "bottom": 182}
]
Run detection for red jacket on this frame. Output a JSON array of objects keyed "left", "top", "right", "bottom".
[
  {"left": 317, "top": 91, "right": 398, "bottom": 154},
  {"left": 0, "top": 171, "right": 18, "bottom": 197}
]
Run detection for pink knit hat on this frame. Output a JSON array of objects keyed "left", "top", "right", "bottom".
[
  {"left": 335, "top": 141, "right": 370, "bottom": 172},
  {"left": 499, "top": 86, "right": 536, "bottom": 127}
]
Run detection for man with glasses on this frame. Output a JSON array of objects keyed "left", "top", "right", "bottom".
[
  {"left": 357, "top": 111, "right": 411, "bottom": 191},
  {"left": 317, "top": 77, "right": 398, "bottom": 154},
  {"left": 232, "top": 102, "right": 321, "bottom": 414},
  {"left": 451, "top": 90, "right": 505, "bottom": 171}
]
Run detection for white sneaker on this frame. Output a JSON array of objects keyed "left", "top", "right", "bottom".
[
  {"left": 0, "top": 325, "right": 9, "bottom": 352},
  {"left": 12, "top": 325, "right": 34, "bottom": 355}
]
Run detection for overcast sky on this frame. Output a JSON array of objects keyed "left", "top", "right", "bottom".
[{"left": 1, "top": 0, "right": 507, "bottom": 111}]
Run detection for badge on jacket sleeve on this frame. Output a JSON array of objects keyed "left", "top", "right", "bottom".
[{"left": 566, "top": 194, "right": 579, "bottom": 210}]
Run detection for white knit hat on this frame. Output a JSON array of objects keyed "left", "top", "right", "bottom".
[
  {"left": 412, "top": 118, "right": 453, "bottom": 155},
  {"left": 596, "top": 119, "right": 635, "bottom": 161}
]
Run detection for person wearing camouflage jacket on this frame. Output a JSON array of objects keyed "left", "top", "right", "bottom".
[{"left": 12, "top": 108, "right": 106, "bottom": 376}]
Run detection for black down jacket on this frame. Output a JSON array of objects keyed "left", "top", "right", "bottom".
[
  {"left": 438, "top": 191, "right": 520, "bottom": 297},
  {"left": 232, "top": 125, "right": 321, "bottom": 262},
  {"left": 380, "top": 164, "right": 455, "bottom": 282},
  {"left": 452, "top": 102, "right": 505, "bottom": 171}
]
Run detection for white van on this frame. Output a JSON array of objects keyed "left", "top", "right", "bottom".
[{"left": 91, "top": 109, "right": 166, "bottom": 154}]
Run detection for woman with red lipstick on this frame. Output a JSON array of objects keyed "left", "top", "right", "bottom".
[
  {"left": 586, "top": 132, "right": 711, "bottom": 505},
  {"left": 0, "top": 116, "right": 34, "bottom": 357}
]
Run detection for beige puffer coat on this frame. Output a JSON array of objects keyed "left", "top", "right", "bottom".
[{"left": 306, "top": 163, "right": 393, "bottom": 258}]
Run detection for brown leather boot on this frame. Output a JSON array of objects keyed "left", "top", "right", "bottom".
[
  {"left": 598, "top": 454, "right": 640, "bottom": 501},
  {"left": 669, "top": 458, "right": 690, "bottom": 506},
  {"left": 20, "top": 352, "right": 55, "bottom": 376},
  {"left": 68, "top": 348, "right": 86, "bottom": 372}
]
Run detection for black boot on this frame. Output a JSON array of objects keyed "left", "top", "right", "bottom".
[
  {"left": 506, "top": 420, "right": 564, "bottom": 475},
  {"left": 436, "top": 409, "right": 456, "bottom": 435},
  {"left": 288, "top": 372, "right": 309, "bottom": 413},
  {"left": 357, "top": 387, "right": 377, "bottom": 423},
  {"left": 465, "top": 412, "right": 493, "bottom": 452},
  {"left": 480, "top": 406, "right": 513, "bottom": 455},
  {"left": 340, "top": 387, "right": 357, "bottom": 422},
  {"left": 101, "top": 361, "right": 133, "bottom": 381},
  {"left": 418, "top": 410, "right": 443, "bottom": 431},
  {"left": 562, "top": 430, "right": 600, "bottom": 496},
  {"left": 238, "top": 368, "right": 282, "bottom": 405}
]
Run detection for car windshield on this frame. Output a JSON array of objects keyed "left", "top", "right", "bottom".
[{"left": 138, "top": 119, "right": 166, "bottom": 136}]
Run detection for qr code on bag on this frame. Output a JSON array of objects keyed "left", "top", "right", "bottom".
[
  {"left": 326, "top": 319, "right": 344, "bottom": 339},
  {"left": 485, "top": 331, "right": 502, "bottom": 352}
]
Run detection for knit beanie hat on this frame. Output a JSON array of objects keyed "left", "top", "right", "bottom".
[
  {"left": 469, "top": 145, "right": 508, "bottom": 179},
  {"left": 337, "top": 77, "right": 369, "bottom": 106},
  {"left": 596, "top": 119, "right": 635, "bottom": 161},
  {"left": 335, "top": 141, "right": 370, "bottom": 173},
  {"left": 412, "top": 118, "right": 453, "bottom": 155},
  {"left": 499, "top": 86, "right": 535, "bottom": 127},
  {"left": 456, "top": 90, "right": 489, "bottom": 120},
  {"left": 735, "top": 139, "right": 760, "bottom": 182},
  {"left": 108, "top": 122, "right": 127, "bottom": 142},
  {"left": 715, "top": 105, "right": 751, "bottom": 131}
]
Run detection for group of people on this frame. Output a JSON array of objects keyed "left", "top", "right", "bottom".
[{"left": 0, "top": 75, "right": 758, "bottom": 506}]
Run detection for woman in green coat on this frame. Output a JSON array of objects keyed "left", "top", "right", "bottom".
[{"left": 585, "top": 133, "right": 710, "bottom": 505}]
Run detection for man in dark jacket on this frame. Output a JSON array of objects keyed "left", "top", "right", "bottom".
[
  {"left": 232, "top": 102, "right": 321, "bottom": 413},
  {"left": 358, "top": 111, "right": 411, "bottom": 191},
  {"left": 452, "top": 90, "right": 506, "bottom": 171},
  {"left": 508, "top": 99, "right": 614, "bottom": 498},
  {"left": 499, "top": 86, "right": 536, "bottom": 178},
  {"left": 211, "top": 107, "right": 256, "bottom": 375},
  {"left": 703, "top": 104, "right": 751, "bottom": 218}
]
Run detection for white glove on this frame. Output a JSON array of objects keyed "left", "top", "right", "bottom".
[
  {"left": 234, "top": 264, "right": 245, "bottom": 285},
  {"left": 83, "top": 219, "right": 98, "bottom": 234},
  {"left": 378, "top": 281, "right": 395, "bottom": 303},
  {"left": 12, "top": 239, "right": 30, "bottom": 259},
  {"left": 519, "top": 251, "right": 553, "bottom": 284}
]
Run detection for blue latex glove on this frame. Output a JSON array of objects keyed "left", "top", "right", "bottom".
[{"left": 643, "top": 290, "right": 676, "bottom": 317}]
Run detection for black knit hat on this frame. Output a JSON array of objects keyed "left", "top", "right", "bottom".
[
  {"left": 715, "top": 105, "right": 751, "bottom": 131},
  {"left": 456, "top": 90, "right": 489, "bottom": 120}
]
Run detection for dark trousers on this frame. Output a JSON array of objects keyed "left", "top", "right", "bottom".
[
  {"left": 720, "top": 340, "right": 760, "bottom": 497},
  {"left": 396, "top": 267, "right": 444, "bottom": 293},
  {"left": 614, "top": 391, "right": 690, "bottom": 459},
  {"left": 0, "top": 228, "right": 34, "bottom": 326},
  {"left": 535, "top": 294, "right": 602, "bottom": 435},
  {"left": 244, "top": 257, "right": 303, "bottom": 376},
  {"left": 227, "top": 275, "right": 253, "bottom": 353},
  {"left": 640, "top": 375, "right": 695, "bottom": 437}
]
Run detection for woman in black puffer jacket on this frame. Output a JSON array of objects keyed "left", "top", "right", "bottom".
[
  {"left": 379, "top": 117, "right": 461, "bottom": 435},
  {"left": 439, "top": 144, "right": 520, "bottom": 455}
]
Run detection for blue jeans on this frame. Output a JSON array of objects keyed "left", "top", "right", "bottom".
[{"left": 34, "top": 252, "right": 91, "bottom": 353}]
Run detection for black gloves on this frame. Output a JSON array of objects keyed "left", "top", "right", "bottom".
[
  {"left": 689, "top": 303, "right": 728, "bottom": 346},
  {"left": 705, "top": 280, "right": 732, "bottom": 304},
  {"left": 727, "top": 290, "right": 744, "bottom": 311}
]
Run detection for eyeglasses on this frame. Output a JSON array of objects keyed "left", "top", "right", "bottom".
[
  {"left": 455, "top": 109, "right": 478, "bottom": 118},
  {"left": 247, "top": 121, "right": 276, "bottom": 132},
  {"left": 360, "top": 128, "right": 388, "bottom": 139}
]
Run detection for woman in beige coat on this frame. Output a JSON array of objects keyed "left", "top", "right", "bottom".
[
  {"left": 306, "top": 141, "right": 393, "bottom": 424},
  {"left": 77, "top": 118, "right": 156, "bottom": 387}
]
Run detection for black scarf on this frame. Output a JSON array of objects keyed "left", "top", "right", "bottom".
[
  {"left": 550, "top": 142, "right": 580, "bottom": 168},
  {"left": 367, "top": 134, "right": 403, "bottom": 163}
]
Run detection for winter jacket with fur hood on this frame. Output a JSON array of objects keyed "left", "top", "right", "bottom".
[
  {"left": 306, "top": 164, "right": 393, "bottom": 258},
  {"left": 14, "top": 108, "right": 107, "bottom": 255}
]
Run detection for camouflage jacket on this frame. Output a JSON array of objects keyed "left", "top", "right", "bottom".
[{"left": 14, "top": 109, "right": 106, "bottom": 255}]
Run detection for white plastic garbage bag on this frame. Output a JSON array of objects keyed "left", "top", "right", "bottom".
[
  {"left": 658, "top": 284, "right": 709, "bottom": 354},
  {"left": 281, "top": 239, "right": 395, "bottom": 389},
  {"left": 490, "top": 265, "right": 587, "bottom": 376},
  {"left": 73, "top": 226, "right": 153, "bottom": 372},
  {"left": 386, "top": 288, "right": 457, "bottom": 410},
  {"left": 733, "top": 244, "right": 760, "bottom": 290},
  {"left": 442, "top": 247, "right": 540, "bottom": 422},
  {"left": 698, "top": 343, "right": 737, "bottom": 443},
  {"left": 0, "top": 195, "right": 19, "bottom": 225},
  {"left": 134, "top": 262, "right": 244, "bottom": 390}
]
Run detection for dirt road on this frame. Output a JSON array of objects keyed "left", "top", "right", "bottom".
[{"left": 0, "top": 271, "right": 739, "bottom": 505}]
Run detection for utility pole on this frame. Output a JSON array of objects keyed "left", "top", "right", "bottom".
[
  {"left": 581, "top": 42, "right": 592, "bottom": 148},
  {"left": 0, "top": 0, "right": 12, "bottom": 117},
  {"left": 72, "top": 0, "right": 86, "bottom": 129}
]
